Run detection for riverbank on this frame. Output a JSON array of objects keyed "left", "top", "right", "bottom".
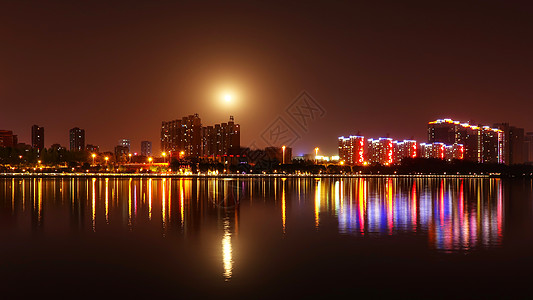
[{"left": 0, "top": 172, "right": 497, "bottom": 178}]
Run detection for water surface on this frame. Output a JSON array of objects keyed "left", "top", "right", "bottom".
[{"left": 1, "top": 177, "right": 532, "bottom": 298}]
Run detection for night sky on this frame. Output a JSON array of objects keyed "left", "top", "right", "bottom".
[{"left": 1, "top": 0, "right": 532, "bottom": 155}]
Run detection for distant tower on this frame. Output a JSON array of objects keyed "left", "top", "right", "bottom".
[
  {"left": 31, "top": 125, "right": 44, "bottom": 152},
  {"left": 141, "top": 141, "right": 152, "bottom": 156},
  {"left": 69, "top": 127, "right": 85, "bottom": 151}
]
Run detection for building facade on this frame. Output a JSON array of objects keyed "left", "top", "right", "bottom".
[
  {"left": 69, "top": 127, "right": 85, "bottom": 151},
  {"left": 428, "top": 119, "right": 504, "bottom": 164},
  {"left": 141, "top": 141, "right": 152, "bottom": 157},
  {"left": 161, "top": 114, "right": 240, "bottom": 159},
  {"left": 31, "top": 125, "right": 44, "bottom": 152},
  {"left": 338, "top": 136, "right": 365, "bottom": 165}
]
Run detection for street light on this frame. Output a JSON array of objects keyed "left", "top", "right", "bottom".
[
  {"left": 282, "top": 145, "right": 286, "bottom": 164},
  {"left": 128, "top": 153, "right": 132, "bottom": 163},
  {"left": 148, "top": 157, "right": 153, "bottom": 163},
  {"left": 91, "top": 153, "right": 96, "bottom": 165},
  {"left": 315, "top": 147, "right": 319, "bottom": 164},
  {"left": 104, "top": 156, "right": 109, "bottom": 164},
  {"left": 162, "top": 152, "right": 167, "bottom": 163}
]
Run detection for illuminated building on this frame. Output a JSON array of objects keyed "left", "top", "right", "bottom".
[
  {"left": 428, "top": 119, "right": 504, "bottom": 164},
  {"left": 419, "top": 142, "right": 464, "bottom": 160},
  {"left": 393, "top": 140, "right": 417, "bottom": 162},
  {"left": 494, "top": 123, "right": 525, "bottom": 164},
  {"left": 0, "top": 130, "right": 18, "bottom": 148},
  {"left": 69, "top": 127, "right": 85, "bottom": 151},
  {"left": 31, "top": 125, "right": 44, "bottom": 152},
  {"left": 162, "top": 114, "right": 239, "bottom": 160},
  {"left": 367, "top": 138, "right": 394, "bottom": 165},
  {"left": 118, "top": 139, "right": 131, "bottom": 152},
  {"left": 161, "top": 114, "right": 202, "bottom": 157},
  {"left": 141, "top": 141, "right": 152, "bottom": 157},
  {"left": 201, "top": 116, "right": 241, "bottom": 160},
  {"left": 338, "top": 135, "right": 365, "bottom": 165}
]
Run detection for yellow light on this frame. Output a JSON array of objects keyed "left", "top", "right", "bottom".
[
  {"left": 105, "top": 157, "right": 109, "bottom": 161},
  {"left": 224, "top": 94, "right": 232, "bottom": 102},
  {"left": 91, "top": 153, "right": 96, "bottom": 158},
  {"left": 162, "top": 152, "right": 166, "bottom": 157},
  {"left": 37, "top": 160, "right": 41, "bottom": 164},
  {"left": 340, "top": 161, "right": 345, "bottom": 165},
  {"left": 128, "top": 153, "right": 132, "bottom": 157},
  {"left": 148, "top": 157, "right": 153, "bottom": 162}
]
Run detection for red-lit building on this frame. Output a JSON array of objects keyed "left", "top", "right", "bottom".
[
  {"left": 338, "top": 135, "right": 365, "bottom": 165},
  {"left": 393, "top": 140, "right": 417, "bottom": 162},
  {"left": 367, "top": 138, "right": 394, "bottom": 165}
]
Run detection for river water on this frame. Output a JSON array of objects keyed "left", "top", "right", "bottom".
[{"left": 1, "top": 177, "right": 532, "bottom": 298}]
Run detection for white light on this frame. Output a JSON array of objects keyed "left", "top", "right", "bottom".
[{"left": 224, "top": 94, "right": 232, "bottom": 102}]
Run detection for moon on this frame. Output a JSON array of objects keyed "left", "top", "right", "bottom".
[{"left": 223, "top": 94, "right": 232, "bottom": 102}]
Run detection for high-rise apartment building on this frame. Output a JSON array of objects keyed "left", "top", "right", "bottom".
[
  {"left": 141, "top": 141, "right": 152, "bottom": 156},
  {"left": 201, "top": 116, "right": 241, "bottom": 159},
  {"left": 161, "top": 114, "right": 240, "bottom": 159},
  {"left": 338, "top": 136, "right": 365, "bottom": 165},
  {"left": 69, "top": 127, "right": 85, "bottom": 151},
  {"left": 367, "top": 138, "right": 394, "bottom": 165},
  {"left": 161, "top": 114, "right": 202, "bottom": 157},
  {"left": 31, "top": 125, "right": 44, "bottom": 152},
  {"left": 494, "top": 123, "right": 525, "bottom": 164},
  {"left": 0, "top": 130, "right": 18, "bottom": 148},
  {"left": 428, "top": 119, "right": 504, "bottom": 164},
  {"left": 394, "top": 140, "right": 418, "bottom": 162}
]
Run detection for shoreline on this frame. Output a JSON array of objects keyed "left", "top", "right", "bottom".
[{"left": 0, "top": 172, "right": 498, "bottom": 179}]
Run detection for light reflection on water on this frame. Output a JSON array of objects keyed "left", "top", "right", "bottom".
[
  {"left": 332, "top": 178, "right": 504, "bottom": 252},
  {"left": 0, "top": 177, "right": 509, "bottom": 282}
]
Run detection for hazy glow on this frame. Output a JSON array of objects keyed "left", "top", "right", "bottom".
[{"left": 224, "top": 94, "right": 232, "bottom": 102}]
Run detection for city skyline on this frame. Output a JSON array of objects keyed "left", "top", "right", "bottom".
[
  {"left": 2, "top": 115, "right": 532, "bottom": 159},
  {"left": 1, "top": 1, "right": 532, "bottom": 155}
]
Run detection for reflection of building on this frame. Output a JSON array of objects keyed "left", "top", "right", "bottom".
[
  {"left": 0, "top": 130, "right": 18, "bottom": 148},
  {"left": 428, "top": 119, "right": 504, "bottom": 163},
  {"left": 31, "top": 125, "right": 44, "bottom": 152},
  {"left": 332, "top": 178, "right": 504, "bottom": 252},
  {"left": 141, "top": 141, "right": 152, "bottom": 156},
  {"left": 69, "top": 127, "right": 85, "bottom": 151}
]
